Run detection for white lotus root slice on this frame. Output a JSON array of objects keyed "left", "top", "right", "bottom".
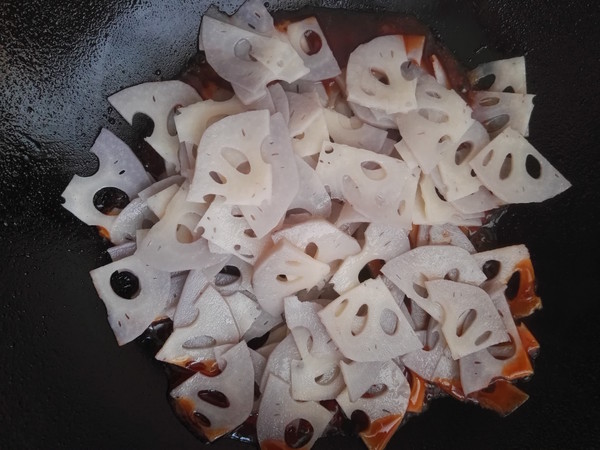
[
  {"left": 108, "top": 81, "right": 201, "bottom": 171},
  {"left": 469, "top": 128, "right": 571, "bottom": 203},
  {"left": 213, "top": 256, "right": 254, "bottom": 295},
  {"left": 381, "top": 245, "right": 486, "bottom": 321},
  {"left": 290, "top": 339, "right": 345, "bottom": 401},
  {"left": 318, "top": 277, "right": 421, "bottom": 361},
  {"left": 61, "top": 129, "right": 152, "bottom": 230},
  {"left": 425, "top": 279, "right": 509, "bottom": 360},
  {"left": 436, "top": 121, "right": 490, "bottom": 201},
  {"left": 174, "top": 97, "right": 245, "bottom": 149},
  {"left": 260, "top": 333, "right": 301, "bottom": 392},
  {"left": 268, "top": 83, "right": 290, "bottom": 123},
  {"left": 188, "top": 110, "right": 272, "bottom": 206},
  {"left": 401, "top": 323, "right": 447, "bottom": 381},
  {"left": 336, "top": 359, "right": 410, "bottom": 436},
  {"left": 323, "top": 107, "right": 388, "bottom": 152},
  {"left": 107, "top": 241, "right": 137, "bottom": 262},
  {"left": 394, "top": 140, "right": 419, "bottom": 170},
  {"left": 472, "top": 244, "right": 531, "bottom": 289},
  {"left": 460, "top": 287, "right": 533, "bottom": 394},
  {"left": 417, "top": 174, "right": 484, "bottom": 226},
  {"left": 137, "top": 174, "right": 184, "bottom": 201},
  {"left": 348, "top": 100, "right": 398, "bottom": 129},
  {"left": 243, "top": 309, "right": 284, "bottom": 343},
  {"left": 287, "top": 17, "right": 341, "bottom": 81},
  {"left": 450, "top": 186, "right": 504, "bottom": 215},
  {"left": 252, "top": 238, "right": 331, "bottom": 317},
  {"left": 109, "top": 198, "right": 157, "bottom": 245},
  {"left": 272, "top": 219, "right": 361, "bottom": 264},
  {"left": 170, "top": 341, "right": 254, "bottom": 442},
  {"left": 287, "top": 91, "right": 330, "bottom": 157},
  {"left": 144, "top": 183, "right": 180, "bottom": 219},
  {"left": 196, "top": 197, "right": 270, "bottom": 264},
  {"left": 135, "top": 183, "right": 221, "bottom": 272},
  {"left": 471, "top": 91, "right": 535, "bottom": 138},
  {"left": 330, "top": 223, "right": 410, "bottom": 295},
  {"left": 346, "top": 35, "right": 417, "bottom": 114},
  {"left": 316, "top": 142, "right": 412, "bottom": 225},
  {"left": 240, "top": 113, "right": 299, "bottom": 238},
  {"left": 156, "top": 285, "right": 239, "bottom": 366},
  {"left": 201, "top": 16, "right": 308, "bottom": 104},
  {"left": 396, "top": 74, "right": 475, "bottom": 174},
  {"left": 258, "top": 374, "right": 334, "bottom": 450},
  {"left": 284, "top": 297, "right": 338, "bottom": 357},
  {"left": 469, "top": 56, "right": 527, "bottom": 94},
  {"left": 224, "top": 291, "right": 262, "bottom": 336},
  {"left": 427, "top": 224, "right": 476, "bottom": 254},
  {"left": 229, "top": 0, "right": 275, "bottom": 35},
  {"left": 172, "top": 256, "right": 230, "bottom": 327},
  {"left": 89, "top": 254, "right": 171, "bottom": 345},
  {"left": 339, "top": 360, "right": 386, "bottom": 403},
  {"left": 288, "top": 155, "right": 332, "bottom": 218},
  {"left": 334, "top": 201, "right": 368, "bottom": 235},
  {"left": 285, "top": 301, "right": 345, "bottom": 401}
]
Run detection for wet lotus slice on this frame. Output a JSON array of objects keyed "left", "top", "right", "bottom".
[
  {"left": 257, "top": 374, "right": 334, "bottom": 450},
  {"left": 287, "top": 154, "right": 332, "bottom": 218},
  {"left": 188, "top": 110, "right": 272, "bottom": 206},
  {"left": 469, "top": 128, "right": 572, "bottom": 203},
  {"left": 271, "top": 218, "right": 361, "bottom": 264},
  {"left": 89, "top": 254, "right": 171, "bottom": 345},
  {"left": 381, "top": 245, "right": 486, "bottom": 320},
  {"left": 337, "top": 360, "right": 411, "bottom": 450},
  {"left": 316, "top": 142, "right": 412, "bottom": 225},
  {"left": 108, "top": 198, "right": 157, "bottom": 246},
  {"left": 286, "top": 16, "right": 341, "bottom": 81},
  {"left": 200, "top": 15, "right": 308, "bottom": 103},
  {"left": 416, "top": 174, "right": 485, "bottom": 226},
  {"left": 135, "top": 183, "right": 223, "bottom": 272},
  {"left": 283, "top": 297, "right": 345, "bottom": 401},
  {"left": 286, "top": 91, "right": 330, "bottom": 157},
  {"left": 471, "top": 91, "right": 535, "bottom": 138},
  {"left": 239, "top": 113, "right": 299, "bottom": 238},
  {"left": 170, "top": 341, "right": 255, "bottom": 442},
  {"left": 330, "top": 223, "right": 410, "bottom": 295},
  {"left": 174, "top": 97, "right": 245, "bottom": 150},
  {"left": 459, "top": 287, "right": 534, "bottom": 394},
  {"left": 61, "top": 129, "right": 152, "bottom": 231},
  {"left": 323, "top": 107, "right": 388, "bottom": 153},
  {"left": 424, "top": 279, "right": 509, "bottom": 360},
  {"left": 171, "top": 260, "right": 230, "bottom": 327},
  {"left": 252, "top": 238, "right": 330, "bottom": 317},
  {"left": 472, "top": 244, "right": 542, "bottom": 318},
  {"left": 156, "top": 285, "right": 239, "bottom": 366},
  {"left": 196, "top": 197, "right": 271, "bottom": 264},
  {"left": 108, "top": 81, "right": 201, "bottom": 172},
  {"left": 396, "top": 74, "right": 475, "bottom": 174},
  {"left": 318, "top": 277, "right": 421, "bottom": 362},
  {"left": 468, "top": 56, "right": 527, "bottom": 94},
  {"left": 435, "top": 121, "right": 490, "bottom": 202},
  {"left": 346, "top": 35, "right": 417, "bottom": 114}
]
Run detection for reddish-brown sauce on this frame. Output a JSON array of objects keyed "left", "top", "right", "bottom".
[
  {"left": 471, "top": 380, "right": 529, "bottom": 417},
  {"left": 507, "top": 259, "right": 542, "bottom": 319},
  {"left": 359, "top": 414, "right": 404, "bottom": 450},
  {"left": 124, "top": 6, "right": 538, "bottom": 449}
]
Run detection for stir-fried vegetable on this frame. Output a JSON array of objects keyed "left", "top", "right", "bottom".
[{"left": 61, "top": 1, "right": 570, "bottom": 449}]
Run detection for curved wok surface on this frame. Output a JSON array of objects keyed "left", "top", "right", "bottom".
[{"left": 1, "top": 0, "right": 599, "bottom": 448}]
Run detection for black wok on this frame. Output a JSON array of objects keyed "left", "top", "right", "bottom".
[{"left": 1, "top": 0, "right": 599, "bottom": 448}]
